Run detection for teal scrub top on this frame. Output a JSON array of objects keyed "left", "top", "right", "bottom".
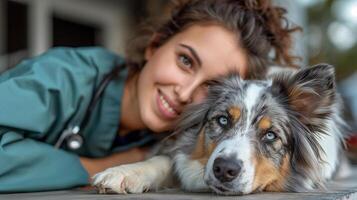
[{"left": 0, "top": 47, "right": 128, "bottom": 192}]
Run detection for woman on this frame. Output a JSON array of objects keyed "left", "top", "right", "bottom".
[{"left": 0, "top": 0, "right": 299, "bottom": 192}]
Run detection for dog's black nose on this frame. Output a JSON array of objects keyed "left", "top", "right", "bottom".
[{"left": 213, "top": 157, "right": 242, "bottom": 182}]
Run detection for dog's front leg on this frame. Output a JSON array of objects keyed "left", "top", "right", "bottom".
[{"left": 92, "top": 155, "right": 173, "bottom": 194}]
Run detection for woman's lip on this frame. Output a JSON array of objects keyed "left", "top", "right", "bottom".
[
  {"left": 159, "top": 90, "right": 182, "bottom": 114},
  {"left": 156, "top": 90, "right": 179, "bottom": 120}
]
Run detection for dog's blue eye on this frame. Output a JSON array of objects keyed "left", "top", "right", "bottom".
[
  {"left": 264, "top": 131, "right": 277, "bottom": 141},
  {"left": 217, "top": 116, "right": 229, "bottom": 127}
]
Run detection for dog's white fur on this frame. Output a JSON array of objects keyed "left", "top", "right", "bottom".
[{"left": 174, "top": 153, "right": 208, "bottom": 191}]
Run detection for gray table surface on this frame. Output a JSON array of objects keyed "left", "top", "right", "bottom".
[{"left": 1, "top": 166, "right": 357, "bottom": 200}]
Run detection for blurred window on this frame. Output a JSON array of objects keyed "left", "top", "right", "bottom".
[
  {"left": 52, "top": 16, "right": 101, "bottom": 47},
  {"left": 6, "top": 0, "right": 28, "bottom": 54}
]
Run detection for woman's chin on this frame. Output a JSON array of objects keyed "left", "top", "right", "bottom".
[{"left": 143, "top": 115, "right": 174, "bottom": 133}]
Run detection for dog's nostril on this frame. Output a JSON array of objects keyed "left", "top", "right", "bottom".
[
  {"left": 213, "top": 157, "right": 242, "bottom": 183},
  {"left": 227, "top": 169, "right": 238, "bottom": 177}
]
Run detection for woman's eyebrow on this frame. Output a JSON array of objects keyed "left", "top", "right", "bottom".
[{"left": 179, "top": 43, "right": 202, "bottom": 66}]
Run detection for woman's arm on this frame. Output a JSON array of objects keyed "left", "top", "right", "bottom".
[
  {"left": 0, "top": 130, "right": 89, "bottom": 193},
  {"left": 0, "top": 47, "right": 125, "bottom": 192},
  {"left": 80, "top": 147, "right": 147, "bottom": 178}
]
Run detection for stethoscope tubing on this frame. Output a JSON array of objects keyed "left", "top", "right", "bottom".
[{"left": 55, "top": 63, "right": 125, "bottom": 150}]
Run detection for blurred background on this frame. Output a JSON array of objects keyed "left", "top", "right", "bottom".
[{"left": 0, "top": 0, "right": 356, "bottom": 160}]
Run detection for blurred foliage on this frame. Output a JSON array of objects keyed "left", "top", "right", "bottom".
[
  {"left": 306, "top": 0, "right": 357, "bottom": 81},
  {"left": 129, "top": 0, "right": 357, "bottom": 81}
]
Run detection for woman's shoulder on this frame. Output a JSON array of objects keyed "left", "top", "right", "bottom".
[
  {"left": 40, "top": 46, "right": 124, "bottom": 70},
  {"left": 1, "top": 46, "right": 126, "bottom": 88},
  {"left": 4, "top": 46, "right": 125, "bottom": 79},
  {"left": 45, "top": 46, "right": 119, "bottom": 58}
]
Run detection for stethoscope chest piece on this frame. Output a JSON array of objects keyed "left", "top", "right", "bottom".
[
  {"left": 55, "top": 126, "right": 83, "bottom": 150},
  {"left": 66, "top": 126, "right": 83, "bottom": 150},
  {"left": 66, "top": 133, "right": 83, "bottom": 150}
]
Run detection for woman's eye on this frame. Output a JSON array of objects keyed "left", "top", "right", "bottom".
[
  {"left": 217, "top": 116, "right": 229, "bottom": 128},
  {"left": 263, "top": 131, "right": 277, "bottom": 142},
  {"left": 178, "top": 54, "right": 192, "bottom": 68}
]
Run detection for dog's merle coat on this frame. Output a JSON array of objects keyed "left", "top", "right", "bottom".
[{"left": 93, "top": 64, "right": 347, "bottom": 195}]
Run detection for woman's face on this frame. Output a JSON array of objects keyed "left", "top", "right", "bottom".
[{"left": 137, "top": 24, "right": 248, "bottom": 132}]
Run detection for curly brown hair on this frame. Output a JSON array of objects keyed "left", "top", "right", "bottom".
[{"left": 125, "top": 0, "right": 301, "bottom": 79}]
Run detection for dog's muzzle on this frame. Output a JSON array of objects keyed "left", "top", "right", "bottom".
[{"left": 213, "top": 157, "right": 243, "bottom": 182}]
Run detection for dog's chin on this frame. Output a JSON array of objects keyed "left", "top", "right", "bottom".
[
  {"left": 205, "top": 177, "right": 249, "bottom": 195},
  {"left": 208, "top": 183, "right": 246, "bottom": 195}
]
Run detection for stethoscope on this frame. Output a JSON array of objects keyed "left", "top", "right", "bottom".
[{"left": 54, "top": 63, "right": 125, "bottom": 150}]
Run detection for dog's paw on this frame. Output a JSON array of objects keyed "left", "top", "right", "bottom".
[{"left": 92, "top": 164, "right": 152, "bottom": 194}]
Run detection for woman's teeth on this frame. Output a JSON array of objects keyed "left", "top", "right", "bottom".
[{"left": 160, "top": 95, "right": 176, "bottom": 114}]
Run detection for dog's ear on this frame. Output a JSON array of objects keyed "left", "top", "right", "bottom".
[
  {"left": 174, "top": 100, "right": 211, "bottom": 135},
  {"left": 158, "top": 101, "right": 211, "bottom": 155},
  {"left": 272, "top": 64, "right": 336, "bottom": 126},
  {"left": 271, "top": 64, "right": 337, "bottom": 188}
]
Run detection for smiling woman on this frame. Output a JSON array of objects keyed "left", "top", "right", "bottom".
[
  {"left": 127, "top": 25, "right": 248, "bottom": 133},
  {"left": 0, "top": 0, "right": 299, "bottom": 193}
]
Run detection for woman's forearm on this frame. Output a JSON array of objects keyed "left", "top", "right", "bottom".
[{"left": 80, "top": 147, "right": 146, "bottom": 178}]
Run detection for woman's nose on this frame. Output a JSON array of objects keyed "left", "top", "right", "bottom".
[{"left": 174, "top": 83, "right": 196, "bottom": 104}]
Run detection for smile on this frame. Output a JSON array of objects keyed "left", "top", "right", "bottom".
[
  {"left": 157, "top": 90, "right": 179, "bottom": 120},
  {"left": 160, "top": 95, "right": 176, "bottom": 113}
]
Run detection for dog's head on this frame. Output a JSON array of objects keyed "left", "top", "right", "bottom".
[{"left": 174, "top": 64, "right": 339, "bottom": 195}]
